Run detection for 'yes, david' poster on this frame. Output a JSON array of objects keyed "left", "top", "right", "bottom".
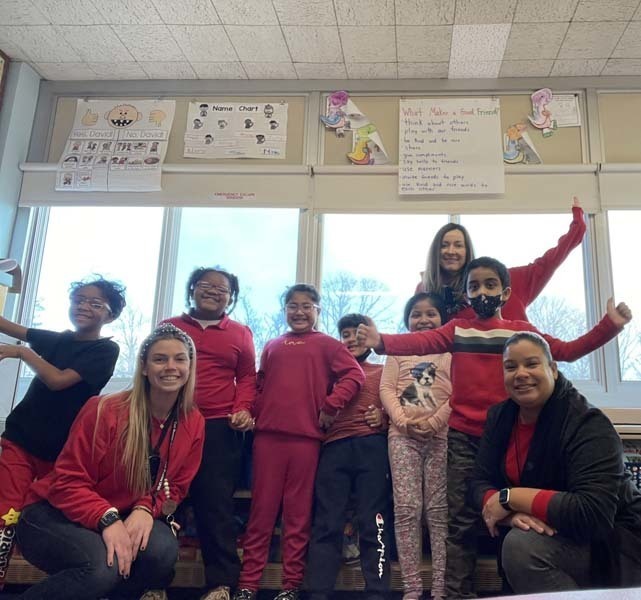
[{"left": 56, "top": 99, "right": 176, "bottom": 192}]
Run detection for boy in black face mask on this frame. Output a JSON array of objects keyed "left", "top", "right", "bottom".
[{"left": 355, "top": 256, "right": 632, "bottom": 599}]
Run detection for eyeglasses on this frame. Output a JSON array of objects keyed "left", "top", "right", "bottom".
[
  {"left": 195, "top": 282, "right": 231, "bottom": 295},
  {"left": 285, "top": 303, "right": 319, "bottom": 313},
  {"left": 70, "top": 295, "right": 112, "bottom": 313}
]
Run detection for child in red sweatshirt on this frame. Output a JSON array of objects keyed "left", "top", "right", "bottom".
[{"left": 234, "top": 284, "right": 365, "bottom": 600}]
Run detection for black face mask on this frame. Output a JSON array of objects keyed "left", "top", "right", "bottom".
[{"left": 469, "top": 294, "right": 504, "bottom": 319}]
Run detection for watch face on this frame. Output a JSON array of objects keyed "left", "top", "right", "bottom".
[
  {"left": 100, "top": 511, "right": 120, "bottom": 530},
  {"left": 499, "top": 488, "right": 509, "bottom": 505}
]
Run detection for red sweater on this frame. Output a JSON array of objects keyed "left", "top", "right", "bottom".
[
  {"left": 381, "top": 312, "right": 620, "bottom": 437},
  {"left": 254, "top": 330, "right": 365, "bottom": 440},
  {"left": 416, "top": 206, "right": 586, "bottom": 321},
  {"left": 26, "top": 393, "right": 205, "bottom": 529},
  {"left": 324, "top": 361, "right": 386, "bottom": 445},
  {"left": 162, "top": 314, "right": 256, "bottom": 419}
]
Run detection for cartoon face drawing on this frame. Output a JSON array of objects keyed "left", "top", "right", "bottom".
[
  {"left": 244, "top": 119, "right": 254, "bottom": 129},
  {"left": 204, "top": 134, "right": 213, "bottom": 145},
  {"left": 105, "top": 104, "right": 142, "bottom": 128},
  {"left": 217, "top": 120, "right": 228, "bottom": 129},
  {"left": 199, "top": 103, "right": 209, "bottom": 117},
  {"left": 193, "top": 118, "right": 203, "bottom": 129},
  {"left": 256, "top": 134, "right": 265, "bottom": 144},
  {"left": 269, "top": 120, "right": 279, "bottom": 130},
  {"left": 264, "top": 104, "right": 274, "bottom": 118}
]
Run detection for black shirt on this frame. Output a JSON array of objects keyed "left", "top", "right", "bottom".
[{"left": 3, "top": 328, "right": 119, "bottom": 461}]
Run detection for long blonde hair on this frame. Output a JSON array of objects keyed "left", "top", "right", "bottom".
[{"left": 97, "top": 324, "right": 197, "bottom": 496}]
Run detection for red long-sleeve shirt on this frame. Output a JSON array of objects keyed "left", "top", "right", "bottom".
[
  {"left": 26, "top": 393, "right": 205, "bottom": 529},
  {"left": 416, "top": 206, "right": 586, "bottom": 322},
  {"left": 162, "top": 313, "right": 256, "bottom": 419},
  {"left": 254, "top": 330, "right": 365, "bottom": 440},
  {"left": 381, "top": 312, "right": 620, "bottom": 437}
]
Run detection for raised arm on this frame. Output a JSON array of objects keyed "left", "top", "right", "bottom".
[
  {"left": 0, "top": 315, "right": 28, "bottom": 341},
  {"left": 511, "top": 198, "right": 586, "bottom": 308}
]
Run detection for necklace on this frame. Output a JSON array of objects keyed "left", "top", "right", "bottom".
[{"left": 514, "top": 423, "right": 524, "bottom": 476}]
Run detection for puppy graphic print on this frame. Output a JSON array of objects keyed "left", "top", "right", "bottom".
[{"left": 399, "top": 361, "right": 437, "bottom": 408}]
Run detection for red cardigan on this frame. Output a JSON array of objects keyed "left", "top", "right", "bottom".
[{"left": 26, "top": 393, "right": 205, "bottom": 529}]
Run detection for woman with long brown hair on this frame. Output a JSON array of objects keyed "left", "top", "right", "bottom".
[{"left": 15, "top": 323, "right": 205, "bottom": 600}]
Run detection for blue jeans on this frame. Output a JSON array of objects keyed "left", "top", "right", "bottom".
[{"left": 16, "top": 501, "right": 178, "bottom": 600}]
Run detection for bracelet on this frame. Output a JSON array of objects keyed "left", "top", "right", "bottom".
[{"left": 132, "top": 505, "right": 153, "bottom": 516}]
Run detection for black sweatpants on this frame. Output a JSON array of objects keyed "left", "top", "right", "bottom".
[
  {"left": 306, "top": 434, "right": 391, "bottom": 599},
  {"left": 190, "top": 418, "right": 243, "bottom": 588}
]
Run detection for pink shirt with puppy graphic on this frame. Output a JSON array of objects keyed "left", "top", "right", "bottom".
[{"left": 379, "top": 353, "right": 452, "bottom": 441}]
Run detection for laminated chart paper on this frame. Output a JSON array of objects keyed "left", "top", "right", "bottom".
[
  {"left": 399, "top": 98, "right": 504, "bottom": 195},
  {"left": 184, "top": 101, "right": 288, "bottom": 159},
  {"left": 56, "top": 99, "right": 176, "bottom": 192}
]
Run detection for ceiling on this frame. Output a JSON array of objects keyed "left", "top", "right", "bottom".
[{"left": 1, "top": 0, "right": 641, "bottom": 81}]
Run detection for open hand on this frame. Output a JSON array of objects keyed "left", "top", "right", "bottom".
[
  {"left": 482, "top": 491, "right": 511, "bottom": 538},
  {"left": 102, "top": 519, "right": 133, "bottom": 578},
  {"left": 124, "top": 509, "right": 154, "bottom": 560},
  {"left": 509, "top": 512, "right": 556, "bottom": 536}
]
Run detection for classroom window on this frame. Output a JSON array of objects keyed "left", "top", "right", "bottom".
[
  {"left": 320, "top": 213, "right": 448, "bottom": 341},
  {"left": 13, "top": 206, "right": 164, "bottom": 404},
  {"left": 460, "top": 212, "right": 590, "bottom": 380},
  {"left": 172, "top": 207, "right": 299, "bottom": 358},
  {"left": 608, "top": 210, "right": 641, "bottom": 382}
]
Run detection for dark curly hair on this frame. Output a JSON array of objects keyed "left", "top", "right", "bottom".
[{"left": 69, "top": 276, "right": 127, "bottom": 319}]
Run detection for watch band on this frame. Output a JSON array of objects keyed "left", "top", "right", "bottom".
[{"left": 98, "top": 507, "right": 121, "bottom": 532}]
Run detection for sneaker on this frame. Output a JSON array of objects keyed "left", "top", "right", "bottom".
[
  {"left": 274, "top": 590, "right": 299, "bottom": 600},
  {"left": 202, "top": 586, "right": 231, "bottom": 600},
  {"left": 232, "top": 589, "right": 256, "bottom": 600},
  {"left": 139, "top": 592, "right": 168, "bottom": 600}
]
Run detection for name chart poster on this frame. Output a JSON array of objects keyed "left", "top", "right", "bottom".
[
  {"left": 184, "top": 101, "right": 288, "bottom": 159},
  {"left": 56, "top": 99, "right": 176, "bottom": 192},
  {"left": 398, "top": 98, "right": 504, "bottom": 195}
]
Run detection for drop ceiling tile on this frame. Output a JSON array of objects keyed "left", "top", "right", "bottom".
[
  {"left": 87, "top": 61, "right": 149, "bottom": 78},
  {"left": 283, "top": 26, "right": 342, "bottom": 63},
  {"left": 0, "top": 38, "right": 30, "bottom": 61},
  {"left": 0, "top": 25, "right": 80, "bottom": 61},
  {"left": 503, "top": 22, "right": 568, "bottom": 59},
  {"left": 396, "top": 25, "right": 452, "bottom": 62},
  {"left": 341, "top": 26, "right": 396, "bottom": 63},
  {"left": 346, "top": 62, "right": 398, "bottom": 78},
  {"left": 31, "top": 0, "right": 107, "bottom": 24},
  {"left": 294, "top": 62, "right": 347, "bottom": 78},
  {"left": 334, "top": 0, "right": 394, "bottom": 26},
  {"left": 34, "top": 62, "right": 98, "bottom": 80},
  {"left": 242, "top": 61, "right": 297, "bottom": 78},
  {"left": 602, "top": 58, "right": 641, "bottom": 74},
  {"left": 450, "top": 24, "right": 511, "bottom": 62},
  {"left": 213, "top": 0, "right": 278, "bottom": 25},
  {"left": 151, "top": 0, "right": 220, "bottom": 24},
  {"left": 395, "top": 0, "right": 455, "bottom": 25},
  {"left": 613, "top": 21, "right": 641, "bottom": 57},
  {"left": 499, "top": 59, "right": 553, "bottom": 77},
  {"left": 558, "top": 21, "right": 627, "bottom": 59},
  {"left": 272, "top": 0, "right": 336, "bottom": 26},
  {"left": 573, "top": 0, "right": 639, "bottom": 21},
  {"left": 448, "top": 59, "right": 502, "bottom": 78},
  {"left": 514, "top": 0, "right": 580, "bottom": 22},
  {"left": 93, "top": 0, "right": 163, "bottom": 24},
  {"left": 169, "top": 25, "right": 237, "bottom": 62},
  {"left": 57, "top": 25, "right": 133, "bottom": 62},
  {"left": 455, "top": 0, "right": 517, "bottom": 24},
  {"left": 113, "top": 24, "right": 186, "bottom": 61},
  {"left": 0, "top": 1, "right": 48, "bottom": 25},
  {"left": 225, "top": 25, "right": 290, "bottom": 61},
  {"left": 191, "top": 61, "right": 247, "bottom": 78},
  {"left": 398, "top": 61, "right": 448, "bottom": 77},
  {"left": 140, "top": 61, "right": 197, "bottom": 78},
  {"left": 550, "top": 57, "right": 606, "bottom": 75}
]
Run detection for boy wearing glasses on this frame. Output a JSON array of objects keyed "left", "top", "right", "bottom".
[{"left": 0, "top": 276, "right": 126, "bottom": 586}]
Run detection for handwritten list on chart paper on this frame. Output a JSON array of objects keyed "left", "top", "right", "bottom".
[{"left": 398, "top": 98, "right": 504, "bottom": 195}]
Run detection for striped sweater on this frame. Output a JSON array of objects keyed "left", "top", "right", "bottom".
[{"left": 380, "top": 314, "right": 621, "bottom": 437}]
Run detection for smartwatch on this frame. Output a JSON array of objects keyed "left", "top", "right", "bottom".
[
  {"left": 98, "top": 508, "right": 121, "bottom": 532},
  {"left": 498, "top": 487, "right": 511, "bottom": 510}
]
